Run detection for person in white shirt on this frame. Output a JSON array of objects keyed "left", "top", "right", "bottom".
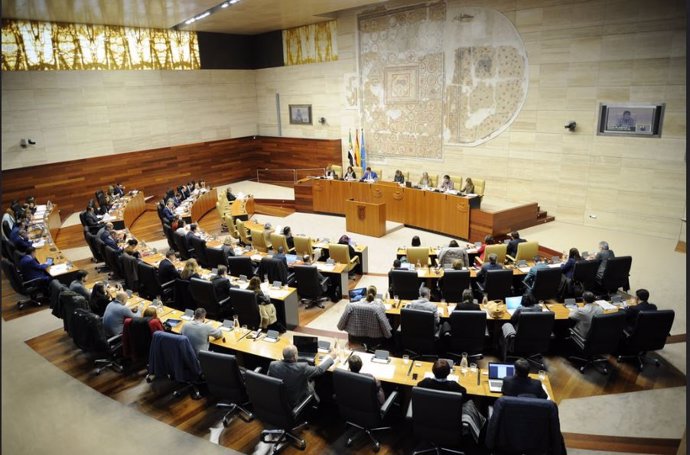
[
  {"left": 569, "top": 291, "right": 603, "bottom": 338},
  {"left": 180, "top": 308, "right": 223, "bottom": 354}
]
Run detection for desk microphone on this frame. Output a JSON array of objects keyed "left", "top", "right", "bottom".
[{"left": 253, "top": 329, "right": 262, "bottom": 341}]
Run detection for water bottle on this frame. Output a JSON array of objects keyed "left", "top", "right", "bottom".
[
  {"left": 233, "top": 314, "right": 239, "bottom": 329},
  {"left": 416, "top": 260, "right": 421, "bottom": 270},
  {"left": 460, "top": 352, "right": 469, "bottom": 375}
]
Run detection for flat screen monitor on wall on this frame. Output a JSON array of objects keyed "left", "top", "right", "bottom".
[{"left": 597, "top": 103, "right": 665, "bottom": 138}]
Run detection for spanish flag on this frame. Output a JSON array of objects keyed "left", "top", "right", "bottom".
[{"left": 354, "top": 128, "right": 361, "bottom": 167}]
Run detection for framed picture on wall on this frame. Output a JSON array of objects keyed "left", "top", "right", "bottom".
[
  {"left": 289, "top": 104, "right": 312, "bottom": 125},
  {"left": 597, "top": 103, "right": 665, "bottom": 138}
]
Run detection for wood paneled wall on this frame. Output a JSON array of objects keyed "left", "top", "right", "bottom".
[{"left": 1, "top": 136, "right": 341, "bottom": 220}]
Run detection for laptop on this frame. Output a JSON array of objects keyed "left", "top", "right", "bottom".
[
  {"left": 285, "top": 254, "right": 298, "bottom": 264},
  {"left": 474, "top": 242, "right": 482, "bottom": 248},
  {"left": 504, "top": 296, "right": 522, "bottom": 315},
  {"left": 348, "top": 287, "right": 367, "bottom": 302},
  {"left": 293, "top": 335, "right": 319, "bottom": 362},
  {"left": 488, "top": 362, "right": 516, "bottom": 393}
]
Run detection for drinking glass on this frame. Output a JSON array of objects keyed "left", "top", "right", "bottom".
[
  {"left": 469, "top": 363, "right": 478, "bottom": 374},
  {"left": 538, "top": 370, "right": 547, "bottom": 381},
  {"left": 402, "top": 355, "right": 410, "bottom": 364}
]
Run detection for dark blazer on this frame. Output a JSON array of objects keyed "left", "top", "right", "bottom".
[
  {"left": 560, "top": 257, "right": 576, "bottom": 280},
  {"left": 226, "top": 190, "right": 236, "bottom": 202},
  {"left": 268, "top": 357, "right": 334, "bottom": 407},
  {"left": 417, "top": 377, "right": 467, "bottom": 399},
  {"left": 158, "top": 258, "right": 180, "bottom": 284},
  {"left": 101, "top": 232, "right": 120, "bottom": 251},
  {"left": 221, "top": 245, "right": 235, "bottom": 259},
  {"left": 13, "top": 234, "right": 33, "bottom": 253},
  {"left": 210, "top": 275, "right": 234, "bottom": 301},
  {"left": 185, "top": 231, "right": 197, "bottom": 249},
  {"left": 162, "top": 207, "right": 175, "bottom": 223},
  {"left": 19, "top": 254, "right": 51, "bottom": 282},
  {"left": 595, "top": 249, "right": 615, "bottom": 280},
  {"left": 507, "top": 238, "right": 526, "bottom": 257},
  {"left": 286, "top": 236, "right": 295, "bottom": 250},
  {"left": 84, "top": 211, "right": 101, "bottom": 228},
  {"left": 625, "top": 301, "right": 658, "bottom": 328},
  {"left": 273, "top": 252, "right": 288, "bottom": 266},
  {"left": 456, "top": 301, "right": 481, "bottom": 311},
  {"left": 476, "top": 262, "right": 502, "bottom": 285},
  {"left": 501, "top": 375, "right": 547, "bottom": 399}
]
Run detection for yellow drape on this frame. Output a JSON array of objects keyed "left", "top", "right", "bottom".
[{"left": 282, "top": 20, "right": 337, "bottom": 66}]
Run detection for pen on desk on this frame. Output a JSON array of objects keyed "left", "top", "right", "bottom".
[
  {"left": 406, "top": 363, "right": 414, "bottom": 377},
  {"left": 237, "top": 330, "right": 252, "bottom": 341}
]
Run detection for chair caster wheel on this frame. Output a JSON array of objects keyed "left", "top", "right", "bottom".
[
  {"left": 346, "top": 438, "right": 353, "bottom": 447},
  {"left": 192, "top": 391, "right": 201, "bottom": 400},
  {"left": 145, "top": 375, "right": 153, "bottom": 383},
  {"left": 222, "top": 417, "right": 230, "bottom": 427},
  {"left": 616, "top": 356, "right": 622, "bottom": 363},
  {"left": 374, "top": 442, "right": 380, "bottom": 452},
  {"left": 173, "top": 391, "right": 182, "bottom": 398},
  {"left": 654, "top": 360, "right": 661, "bottom": 367},
  {"left": 296, "top": 439, "right": 306, "bottom": 450},
  {"left": 602, "top": 368, "right": 608, "bottom": 374},
  {"left": 95, "top": 369, "right": 102, "bottom": 375},
  {"left": 579, "top": 367, "right": 585, "bottom": 373}
]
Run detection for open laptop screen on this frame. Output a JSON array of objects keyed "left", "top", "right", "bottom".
[
  {"left": 488, "top": 363, "right": 515, "bottom": 380},
  {"left": 505, "top": 296, "right": 522, "bottom": 311},
  {"left": 349, "top": 287, "right": 367, "bottom": 302},
  {"left": 293, "top": 335, "right": 319, "bottom": 355}
]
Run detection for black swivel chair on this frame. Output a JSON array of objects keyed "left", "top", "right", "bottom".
[
  {"left": 332, "top": 369, "right": 398, "bottom": 452},
  {"left": 410, "top": 387, "right": 465, "bottom": 455},
  {"left": 477, "top": 269, "right": 513, "bottom": 301},
  {"left": 1, "top": 258, "right": 46, "bottom": 310},
  {"left": 568, "top": 311, "right": 626, "bottom": 374},
  {"left": 206, "top": 247, "right": 229, "bottom": 269},
  {"left": 446, "top": 310, "right": 486, "bottom": 361},
  {"left": 598, "top": 256, "right": 632, "bottom": 296},
  {"left": 137, "top": 262, "right": 174, "bottom": 302},
  {"left": 389, "top": 270, "right": 421, "bottom": 300},
  {"left": 198, "top": 351, "right": 256, "bottom": 426},
  {"left": 162, "top": 222, "right": 176, "bottom": 251},
  {"left": 400, "top": 308, "right": 438, "bottom": 360},
  {"left": 571, "top": 259, "right": 600, "bottom": 295},
  {"left": 49, "top": 280, "right": 69, "bottom": 315},
  {"left": 93, "top": 236, "right": 111, "bottom": 273},
  {"left": 617, "top": 309, "right": 675, "bottom": 371},
  {"left": 60, "top": 291, "right": 91, "bottom": 335},
  {"left": 173, "top": 231, "right": 192, "bottom": 260},
  {"left": 259, "top": 257, "right": 295, "bottom": 287},
  {"left": 103, "top": 245, "right": 124, "bottom": 279},
  {"left": 438, "top": 270, "right": 471, "bottom": 303},
  {"left": 147, "top": 331, "right": 202, "bottom": 399},
  {"left": 293, "top": 265, "right": 328, "bottom": 309},
  {"left": 189, "top": 277, "right": 231, "bottom": 320},
  {"left": 188, "top": 236, "right": 209, "bottom": 268},
  {"left": 172, "top": 279, "right": 194, "bottom": 311},
  {"left": 70, "top": 307, "right": 123, "bottom": 375},
  {"left": 486, "top": 396, "right": 565, "bottom": 455},
  {"left": 526, "top": 267, "right": 563, "bottom": 301},
  {"left": 228, "top": 288, "right": 261, "bottom": 330},
  {"left": 227, "top": 256, "right": 256, "bottom": 279},
  {"left": 244, "top": 370, "right": 315, "bottom": 454},
  {"left": 120, "top": 253, "right": 140, "bottom": 293},
  {"left": 503, "top": 311, "right": 555, "bottom": 371}
]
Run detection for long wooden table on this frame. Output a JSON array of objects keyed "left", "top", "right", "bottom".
[
  {"left": 27, "top": 203, "right": 80, "bottom": 283},
  {"left": 106, "top": 191, "right": 146, "bottom": 230},
  {"left": 310, "top": 179, "right": 474, "bottom": 240}
]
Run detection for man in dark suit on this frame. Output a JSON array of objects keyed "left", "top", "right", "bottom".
[
  {"left": 417, "top": 359, "right": 467, "bottom": 395},
  {"left": 625, "top": 288, "right": 657, "bottom": 330},
  {"left": 159, "top": 249, "right": 180, "bottom": 284},
  {"left": 476, "top": 253, "right": 503, "bottom": 287},
  {"left": 83, "top": 205, "right": 103, "bottom": 232},
  {"left": 273, "top": 246, "right": 288, "bottom": 265},
  {"left": 185, "top": 223, "right": 199, "bottom": 249},
  {"left": 13, "top": 228, "right": 33, "bottom": 253},
  {"left": 210, "top": 265, "right": 236, "bottom": 301},
  {"left": 226, "top": 187, "right": 236, "bottom": 202},
  {"left": 268, "top": 344, "right": 333, "bottom": 407},
  {"left": 162, "top": 200, "right": 175, "bottom": 224},
  {"left": 113, "top": 183, "right": 125, "bottom": 197},
  {"left": 18, "top": 246, "right": 53, "bottom": 292},
  {"left": 220, "top": 237, "right": 235, "bottom": 260},
  {"left": 100, "top": 223, "right": 121, "bottom": 252},
  {"left": 506, "top": 231, "right": 526, "bottom": 257},
  {"left": 501, "top": 358, "right": 547, "bottom": 399},
  {"left": 594, "top": 240, "right": 615, "bottom": 281}
]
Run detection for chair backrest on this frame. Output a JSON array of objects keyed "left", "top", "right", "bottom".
[
  {"left": 531, "top": 267, "right": 563, "bottom": 301},
  {"left": 227, "top": 256, "right": 255, "bottom": 279},
  {"left": 162, "top": 223, "right": 176, "bottom": 250},
  {"left": 472, "top": 178, "right": 486, "bottom": 196},
  {"left": 625, "top": 309, "right": 675, "bottom": 353},
  {"left": 411, "top": 387, "right": 464, "bottom": 448},
  {"left": 486, "top": 396, "right": 562, "bottom": 454},
  {"left": 198, "top": 351, "right": 248, "bottom": 405},
  {"left": 269, "top": 233, "right": 290, "bottom": 253},
  {"left": 337, "top": 301, "right": 391, "bottom": 339},
  {"left": 293, "top": 265, "right": 324, "bottom": 299},
  {"left": 172, "top": 279, "right": 193, "bottom": 311},
  {"left": 94, "top": 236, "right": 108, "bottom": 265},
  {"left": 228, "top": 288, "right": 261, "bottom": 330},
  {"left": 205, "top": 247, "right": 229, "bottom": 269},
  {"left": 224, "top": 214, "right": 239, "bottom": 238},
  {"left": 259, "top": 257, "right": 289, "bottom": 284},
  {"left": 148, "top": 331, "right": 201, "bottom": 382},
  {"left": 137, "top": 262, "right": 161, "bottom": 300},
  {"left": 448, "top": 310, "right": 486, "bottom": 355},
  {"left": 4, "top": 239, "right": 19, "bottom": 264},
  {"left": 189, "top": 278, "right": 222, "bottom": 318},
  {"left": 250, "top": 228, "right": 269, "bottom": 252},
  {"left": 514, "top": 241, "right": 539, "bottom": 262},
  {"left": 236, "top": 219, "right": 251, "bottom": 245},
  {"left": 583, "top": 312, "right": 626, "bottom": 355},
  {"left": 328, "top": 164, "right": 343, "bottom": 178},
  {"left": 328, "top": 243, "right": 351, "bottom": 264},
  {"left": 512, "top": 312, "right": 555, "bottom": 355},
  {"left": 451, "top": 176, "right": 463, "bottom": 189},
  {"left": 1, "top": 258, "right": 26, "bottom": 295},
  {"left": 188, "top": 236, "right": 208, "bottom": 267},
  {"left": 49, "top": 279, "right": 69, "bottom": 314},
  {"left": 600, "top": 256, "right": 632, "bottom": 292},
  {"left": 104, "top": 245, "right": 123, "bottom": 278},
  {"left": 84, "top": 229, "right": 104, "bottom": 262},
  {"left": 173, "top": 231, "right": 191, "bottom": 260},
  {"left": 244, "top": 370, "right": 295, "bottom": 430},
  {"left": 484, "top": 244, "right": 507, "bottom": 264},
  {"left": 389, "top": 269, "right": 421, "bottom": 300},
  {"left": 71, "top": 308, "right": 109, "bottom": 353},
  {"left": 294, "top": 236, "right": 313, "bottom": 258},
  {"left": 333, "top": 369, "right": 383, "bottom": 429},
  {"left": 407, "top": 247, "right": 430, "bottom": 267},
  {"left": 400, "top": 308, "right": 436, "bottom": 355},
  {"left": 60, "top": 291, "right": 90, "bottom": 335},
  {"left": 120, "top": 253, "right": 140, "bottom": 292},
  {"left": 439, "top": 270, "right": 471, "bottom": 303},
  {"left": 484, "top": 269, "right": 513, "bottom": 301},
  {"left": 572, "top": 260, "right": 600, "bottom": 291}
]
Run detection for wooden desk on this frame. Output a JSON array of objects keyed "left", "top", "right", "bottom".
[
  {"left": 191, "top": 188, "right": 217, "bottom": 223},
  {"left": 108, "top": 191, "right": 146, "bottom": 230},
  {"left": 311, "top": 179, "right": 473, "bottom": 240},
  {"left": 345, "top": 199, "right": 386, "bottom": 237},
  {"left": 230, "top": 196, "right": 255, "bottom": 220},
  {"left": 27, "top": 203, "right": 79, "bottom": 283}
]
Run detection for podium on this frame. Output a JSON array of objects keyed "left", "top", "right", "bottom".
[{"left": 345, "top": 199, "right": 386, "bottom": 237}]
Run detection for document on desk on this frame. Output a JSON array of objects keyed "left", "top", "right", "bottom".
[
  {"left": 32, "top": 239, "right": 45, "bottom": 248},
  {"left": 101, "top": 213, "right": 114, "bottom": 222},
  {"left": 337, "top": 352, "right": 396, "bottom": 379},
  {"left": 595, "top": 300, "right": 617, "bottom": 311},
  {"left": 518, "top": 266, "right": 531, "bottom": 273},
  {"left": 49, "top": 263, "right": 69, "bottom": 276}
]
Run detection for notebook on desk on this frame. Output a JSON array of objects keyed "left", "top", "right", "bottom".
[{"left": 488, "top": 362, "right": 515, "bottom": 393}]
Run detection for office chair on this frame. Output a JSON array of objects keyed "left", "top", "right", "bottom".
[
  {"left": 332, "top": 369, "right": 398, "bottom": 452},
  {"left": 259, "top": 257, "right": 294, "bottom": 287},
  {"left": 120, "top": 253, "right": 140, "bottom": 293},
  {"left": 224, "top": 213, "right": 239, "bottom": 238},
  {"left": 189, "top": 277, "right": 231, "bottom": 320},
  {"left": 83, "top": 228, "right": 106, "bottom": 269},
  {"left": 598, "top": 256, "right": 632, "bottom": 296},
  {"left": 525, "top": 267, "right": 562, "bottom": 301},
  {"left": 502, "top": 311, "right": 555, "bottom": 371},
  {"left": 173, "top": 231, "right": 192, "bottom": 260},
  {"left": 70, "top": 307, "right": 124, "bottom": 375},
  {"left": 49, "top": 280, "right": 69, "bottom": 316},
  {"left": 137, "top": 261, "right": 174, "bottom": 302},
  {"left": 294, "top": 236, "right": 314, "bottom": 259},
  {"left": 1, "top": 258, "right": 46, "bottom": 310},
  {"left": 486, "top": 396, "right": 565, "bottom": 455},
  {"left": 60, "top": 290, "right": 91, "bottom": 335},
  {"left": 477, "top": 269, "right": 513, "bottom": 301},
  {"left": 147, "top": 331, "right": 202, "bottom": 399},
  {"left": 172, "top": 279, "right": 193, "bottom": 311},
  {"left": 198, "top": 351, "right": 257, "bottom": 426},
  {"left": 570, "top": 259, "right": 600, "bottom": 296},
  {"left": 438, "top": 270, "right": 470, "bottom": 303},
  {"left": 93, "top": 236, "right": 112, "bottom": 273},
  {"left": 400, "top": 308, "right": 438, "bottom": 360},
  {"left": 103, "top": 245, "right": 124, "bottom": 279},
  {"left": 617, "top": 309, "right": 675, "bottom": 371},
  {"left": 293, "top": 265, "right": 329, "bottom": 309},
  {"left": 407, "top": 247, "right": 431, "bottom": 267},
  {"left": 270, "top": 233, "right": 294, "bottom": 253},
  {"left": 162, "top": 222, "right": 176, "bottom": 251},
  {"left": 337, "top": 300, "right": 392, "bottom": 351},
  {"left": 410, "top": 387, "right": 465, "bottom": 455},
  {"left": 228, "top": 288, "right": 261, "bottom": 330},
  {"left": 389, "top": 269, "right": 421, "bottom": 300},
  {"left": 205, "top": 247, "right": 229, "bottom": 269},
  {"left": 244, "top": 370, "right": 314, "bottom": 454},
  {"left": 235, "top": 219, "right": 252, "bottom": 246},
  {"left": 568, "top": 311, "right": 626, "bottom": 374},
  {"left": 446, "top": 310, "right": 486, "bottom": 362},
  {"left": 475, "top": 244, "right": 507, "bottom": 266},
  {"left": 227, "top": 256, "right": 256, "bottom": 279},
  {"left": 507, "top": 241, "right": 539, "bottom": 263},
  {"left": 328, "top": 243, "right": 359, "bottom": 273},
  {"left": 121, "top": 316, "right": 159, "bottom": 371},
  {"left": 188, "top": 235, "right": 209, "bottom": 268}
]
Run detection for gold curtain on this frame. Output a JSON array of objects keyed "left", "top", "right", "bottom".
[
  {"left": 282, "top": 20, "right": 337, "bottom": 66},
  {"left": 1, "top": 19, "right": 200, "bottom": 71}
]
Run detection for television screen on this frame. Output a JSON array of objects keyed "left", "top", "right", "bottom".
[{"left": 598, "top": 103, "right": 665, "bottom": 137}]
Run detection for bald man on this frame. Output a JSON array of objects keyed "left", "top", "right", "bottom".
[{"left": 267, "top": 344, "right": 333, "bottom": 407}]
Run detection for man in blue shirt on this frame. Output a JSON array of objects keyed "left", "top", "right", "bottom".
[
  {"left": 476, "top": 253, "right": 503, "bottom": 287},
  {"left": 99, "top": 223, "right": 121, "bottom": 251},
  {"left": 103, "top": 290, "right": 138, "bottom": 337},
  {"left": 18, "top": 246, "right": 53, "bottom": 292},
  {"left": 13, "top": 228, "right": 33, "bottom": 253},
  {"left": 359, "top": 167, "right": 378, "bottom": 182},
  {"left": 523, "top": 256, "right": 549, "bottom": 290}
]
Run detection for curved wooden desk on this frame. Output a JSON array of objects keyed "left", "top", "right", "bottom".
[
  {"left": 109, "top": 191, "right": 146, "bottom": 230},
  {"left": 28, "top": 203, "right": 79, "bottom": 283},
  {"left": 190, "top": 188, "right": 218, "bottom": 223},
  {"left": 230, "top": 195, "right": 255, "bottom": 220}
]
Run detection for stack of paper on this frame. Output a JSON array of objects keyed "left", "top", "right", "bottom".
[{"left": 595, "top": 300, "right": 617, "bottom": 311}]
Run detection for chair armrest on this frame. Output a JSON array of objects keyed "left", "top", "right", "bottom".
[
  {"left": 107, "top": 333, "right": 123, "bottom": 345},
  {"left": 474, "top": 257, "right": 484, "bottom": 266},
  {"left": 187, "top": 247, "right": 195, "bottom": 253},
  {"left": 380, "top": 390, "right": 398, "bottom": 417},
  {"left": 253, "top": 366, "right": 262, "bottom": 373},
  {"left": 161, "top": 280, "right": 175, "bottom": 289},
  {"left": 219, "top": 296, "right": 232, "bottom": 306},
  {"left": 292, "top": 393, "right": 315, "bottom": 418},
  {"left": 22, "top": 276, "right": 44, "bottom": 287},
  {"left": 319, "top": 277, "right": 329, "bottom": 287},
  {"left": 568, "top": 328, "right": 585, "bottom": 344},
  {"left": 405, "top": 399, "right": 413, "bottom": 420},
  {"left": 506, "top": 254, "right": 516, "bottom": 262}
]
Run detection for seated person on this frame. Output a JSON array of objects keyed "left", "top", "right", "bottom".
[
  {"left": 174, "top": 219, "right": 187, "bottom": 236},
  {"left": 393, "top": 169, "right": 406, "bottom": 184},
  {"left": 69, "top": 270, "right": 91, "bottom": 300},
  {"left": 123, "top": 238, "right": 141, "bottom": 258},
  {"left": 475, "top": 235, "right": 494, "bottom": 262},
  {"left": 359, "top": 166, "right": 378, "bottom": 182},
  {"left": 247, "top": 276, "right": 283, "bottom": 331},
  {"left": 407, "top": 286, "right": 440, "bottom": 332},
  {"left": 220, "top": 236, "right": 236, "bottom": 259},
  {"left": 438, "top": 174, "right": 454, "bottom": 192},
  {"left": 343, "top": 166, "right": 357, "bottom": 181},
  {"left": 142, "top": 306, "right": 165, "bottom": 332},
  {"left": 501, "top": 357, "right": 547, "bottom": 399},
  {"left": 594, "top": 240, "right": 615, "bottom": 282},
  {"left": 509, "top": 292, "right": 541, "bottom": 326},
  {"left": 456, "top": 288, "right": 480, "bottom": 311},
  {"left": 180, "top": 258, "right": 201, "bottom": 280},
  {"left": 12, "top": 228, "right": 33, "bottom": 253},
  {"left": 325, "top": 167, "right": 338, "bottom": 179},
  {"left": 113, "top": 182, "right": 126, "bottom": 197},
  {"left": 89, "top": 282, "right": 111, "bottom": 317},
  {"left": 437, "top": 240, "right": 469, "bottom": 269},
  {"left": 180, "top": 308, "right": 222, "bottom": 354},
  {"left": 282, "top": 226, "right": 295, "bottom": 250},
  {"left": 388, "top": 259, "right": 405, "bottom": 294},
  {"left": 158, "top": 249, "right": 180, "bottom": 284},
  {"left": 83, "top": 205, "right": 103, "bottom": 232},
  {"left": 506, "top": 231, "right": 526, "bottom": 257},
  {"left": 418, "top": 171, "right": 432, "bottom": 187},
  {"left": 476, "top": 253, "right": 503, "bottom": 288},
  {"left": 560, "top": 247, "right": 581, "bottom": 280},
  {"left": 625, "top": 288, "right": 657, "bottom": 330},
  {"left": 103, "top": 291, "right": 138, "bottom": 337},
  {"left": 348, "top": 354, "right": 385, "bottom": 405},
  {"left": 225, "top": 186, "right": 236, "bottom": 202},
  {"left": 162, "top": 200, "right": 175, "bottom": 223},
  {"left": 569, "top": 291, "right": 602, "bottom": 338},
  {"left": 338, "top": 234, "right": 357, "bottom": 259},
  {"left": 268, "top": 344, "right": 334, "bottom": 407},
  {"left": 273, "top": 246, "right": 288, "bottom": 265},
  {"left": 100, "top": 223, "right": 122, "bottom": 252},
  {"left": 460, "top": 177, "right": 474, "bottom": 194},
  {"left": 210, "top": 265, "right": 236, "bottom": 301},
  {"left": 185, "top": 223, "right": 200, "bottom": 247},
  {"left": 523, "top": 256, "right": 549, "bottom": 290},
  {"left": 18, "top": 246, "right": 54, "bottom": 292}
]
